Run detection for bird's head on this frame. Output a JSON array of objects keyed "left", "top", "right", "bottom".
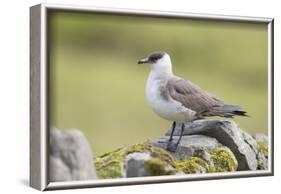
[{"left": 138, "top": 51, "right": 172, "bottom": 73}]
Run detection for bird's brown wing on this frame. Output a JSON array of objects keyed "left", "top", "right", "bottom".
[{"left": 166, "top": 77, "right": 224, "bottom": 116}]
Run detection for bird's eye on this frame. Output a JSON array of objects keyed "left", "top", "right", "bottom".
[
  {"left": 149, "top": 52, "right": 164, "bottom": 62},
  {"left": 149, "top": 57, "right": 158, "bottom": 62}
]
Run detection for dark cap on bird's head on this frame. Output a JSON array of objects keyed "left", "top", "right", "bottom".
[{"left": 138, "top": 51, "right": 166, "bottom": 64}]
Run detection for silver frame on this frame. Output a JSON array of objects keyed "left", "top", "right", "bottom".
[{"left": 30, "top": 3, "right": 274, "bottom": 191}]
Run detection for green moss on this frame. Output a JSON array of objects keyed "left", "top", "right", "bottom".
[
  {"left": 173, "top": 157, "right": 207, "bottom": 174},
  {"left": 209, "top": 147, "right": 238, "bottom": 172},
  {"left": 256, "top": 140, "right": 268, "bottom": 159},
  {"left": 95, "top": 148, "right": 124, "bottom": 179},
  {"left": 95, "top": 143, "right": 240, "bottom": 178},
  {"left": 125, "top": 143, "right": 174, "bottom": 163},
  {"left": 257, "top": 163, "right": 266, "bottom": 170},
  {"left": 94, "top": 143, "right": 175, "bottom": 179},
  {"left": 144, "top": 157, "right": 176, "bottom": 176},
  {"left": 150, "top": 146, "right": 175, "bottom": 163},
  {"left": 125, "top": 143, "right": 151, "bottom": 155}
]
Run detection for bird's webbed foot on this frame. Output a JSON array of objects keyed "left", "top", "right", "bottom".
[
  {"left": 166, "top": 141, "right": 179, "bottom": 152},
  {"left": 165, "top": 122, "right": 185, "bottom": 152}
]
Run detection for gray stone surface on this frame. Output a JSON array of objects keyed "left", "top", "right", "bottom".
[
  {"left": 253, "top": 133, "right": 268, "bottom": 145},
  {"left": 49, "top": 156, "right": 72, "bottom": 181},
  {"left": 151, "top": 135, "right": 221, "bottom": 160},
  {"left": 241, "top": 130, "right": 259, "bottom": 154},
  {"left": 48, "top": 121, "right": 268, "bottom": 181},
  {"left": 256, "top": 152, "right": 268, "bottom": 170},
  {"left": 124, "top": 152, "right": 177, "bottom": 177},
  {"left": 253, "top": 133, "right": 269, "bottom": 169},
  {"left": 49, "top": 127, "right": 97, "bottom": 182},
  {"left": 165, "top": 120, "right": 258, "bottom": 170},
  {"left": 240, "top": 130, "right": 267, "bottom": 169},
  {"left": 124, "top": 153, "right": 151, "bottom": 177}
]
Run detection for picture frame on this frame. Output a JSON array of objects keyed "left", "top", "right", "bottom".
[{"left": 30, "top": 3, "right": 274, "bottom": 191}]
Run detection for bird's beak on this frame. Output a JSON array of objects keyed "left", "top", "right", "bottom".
[{"left": 138, "top": 57, "right": 149, "bottom": 64}]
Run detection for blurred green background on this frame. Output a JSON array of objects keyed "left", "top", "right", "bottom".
[{"left": 48, "top": 11, "right": 268, "bottom": 156}]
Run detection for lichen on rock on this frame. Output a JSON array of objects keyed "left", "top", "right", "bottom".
[
  {"left": 95, "top": 148, "right": 124, "bottom": 179},
  {"left": 94, "top": 121, "right": 268, "bottom": 179},
  {"left": 95, "top": 141, "right": 242, "bottom": 179},
  {"left": 209, "top": 147, "right": 238, "bottom": 172},
  {"left": 94, "top": 142, "right": 176, "bottom": 179},
  {"left": 173, "top": 157, "right": 207, "bottom": 174},
  {"left": 256, "top": 140, "right": 268, "bottom": 159},
  {"left": 172, "top": 147, "right": 237, "bottom": 174},
  {"left": 125, "top": 143, "right": 174, "bottom": 163},
  {"left": 144, "top": 157, "right": 176, "bottom": 176},
  {"left": 52, "top": 121, "right": 269, "bottom": 181}
]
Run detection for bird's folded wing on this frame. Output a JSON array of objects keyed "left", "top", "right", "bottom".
[{"left": 166, "top": 77, "right": 224, "bottom": 114}]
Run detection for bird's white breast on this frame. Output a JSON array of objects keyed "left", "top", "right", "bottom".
[{"left": 145, "top": 72, "right": 196, "bottom": 121}]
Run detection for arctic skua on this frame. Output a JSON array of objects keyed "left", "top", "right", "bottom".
[{"left": 138, "top": 51, "right": 247, "bottom": 152}]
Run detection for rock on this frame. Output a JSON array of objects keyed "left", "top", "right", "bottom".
[
  {"left": 209, "top": 147, "right": 238, "bottom": 172},
  {"left": 241, "top": 130, "right": 259, "bottom": 154},
  {"left": 48, "top": 120, "right": 268, "bottom": 180},
  {"left": 256, "top": 151, "right": 268, "bottom": 170},
  {"left": 95, "top": 143, "right": 177, "bottom": 179},
  {"left": 125, "top": 152, "right": 176, "bottom": 177},
  {"left": 49, "top": 156, "right": 72, "bottom": 181},
  {"left": 171, "top": 146, "right": 238, "bottom": 174},
  {"left": 94, "top": 142, "right": 238, "bottom": 179},
  {"left": 151, "top": 135, "right": 238, "bottom": 173},
  {"left": 49, "top": 127, "right": 97, "bottom": 182},
  {"left": 165, "top": 120, "right": 257, "bottom": 170},
  {"left": 253, "top": 134, "right": 268, "bottom": 145},
  {"left": 125, "top": 153, "right": 151, "bottom": 177},
  {"left": 151, "top": 135, "right": 221, "bottom": 160},
  {"left": 253, "top": 133, "right": 268, "bottom": 159},
  {"left": 173, "top": 156, "right": 208, "bottom": 174},
  {"left": 240, "top": 131, "right": 267, "bottom": 170},
  {"left": 253, "top": 133, "right": 269, "bottom": 169}
]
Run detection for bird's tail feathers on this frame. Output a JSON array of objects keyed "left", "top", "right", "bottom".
[{"left": 211, "top": 104, "right": 249, "bottom": 118}]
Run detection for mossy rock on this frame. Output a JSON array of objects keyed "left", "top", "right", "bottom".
[
  {"left": 94, "top": 143, "right": 175, "bottom": 179},
  {"left": 144, "top": 157, "right": 176, "bottom": 176},
  {"left": 173, "top": 157, "right": 208, "bottom": 174},
  {"left": 256, "top": 140, "right": 268, "bottom": 159},
  {"left": 253, "top": 134, "right": 268, "bottom": 170},
  {"left": 94, "top": 148, "right": 124, "bottom": 179},
  {"left": 172, "top": 147, "right": 237, "bottom": 173},
  {"left": 125, "top": 143, "right": 174, "bottom": 163},
  {"left": 95, "top": 143, "right": 239, "bottom": 179},
  {"left": 208, "top": 147, "right": 238, "bottom": 172}
]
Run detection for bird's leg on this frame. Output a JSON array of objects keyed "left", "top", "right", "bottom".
[
  {"left": 166, "top": 121, "right": 180, "bottom": 152},
  {"left": 175, "top": 123, "right": 185, "bottom": 148},
  {"left": 168, "top": 121, "right": 176, "bottom": 142},
  {"left": 158, "top": 121, "right": 176, "bottom": 144}
]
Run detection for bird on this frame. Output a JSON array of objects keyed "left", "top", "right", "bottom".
[{"left": 138, "top": 51, "right": 248, "bottom": 152}]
